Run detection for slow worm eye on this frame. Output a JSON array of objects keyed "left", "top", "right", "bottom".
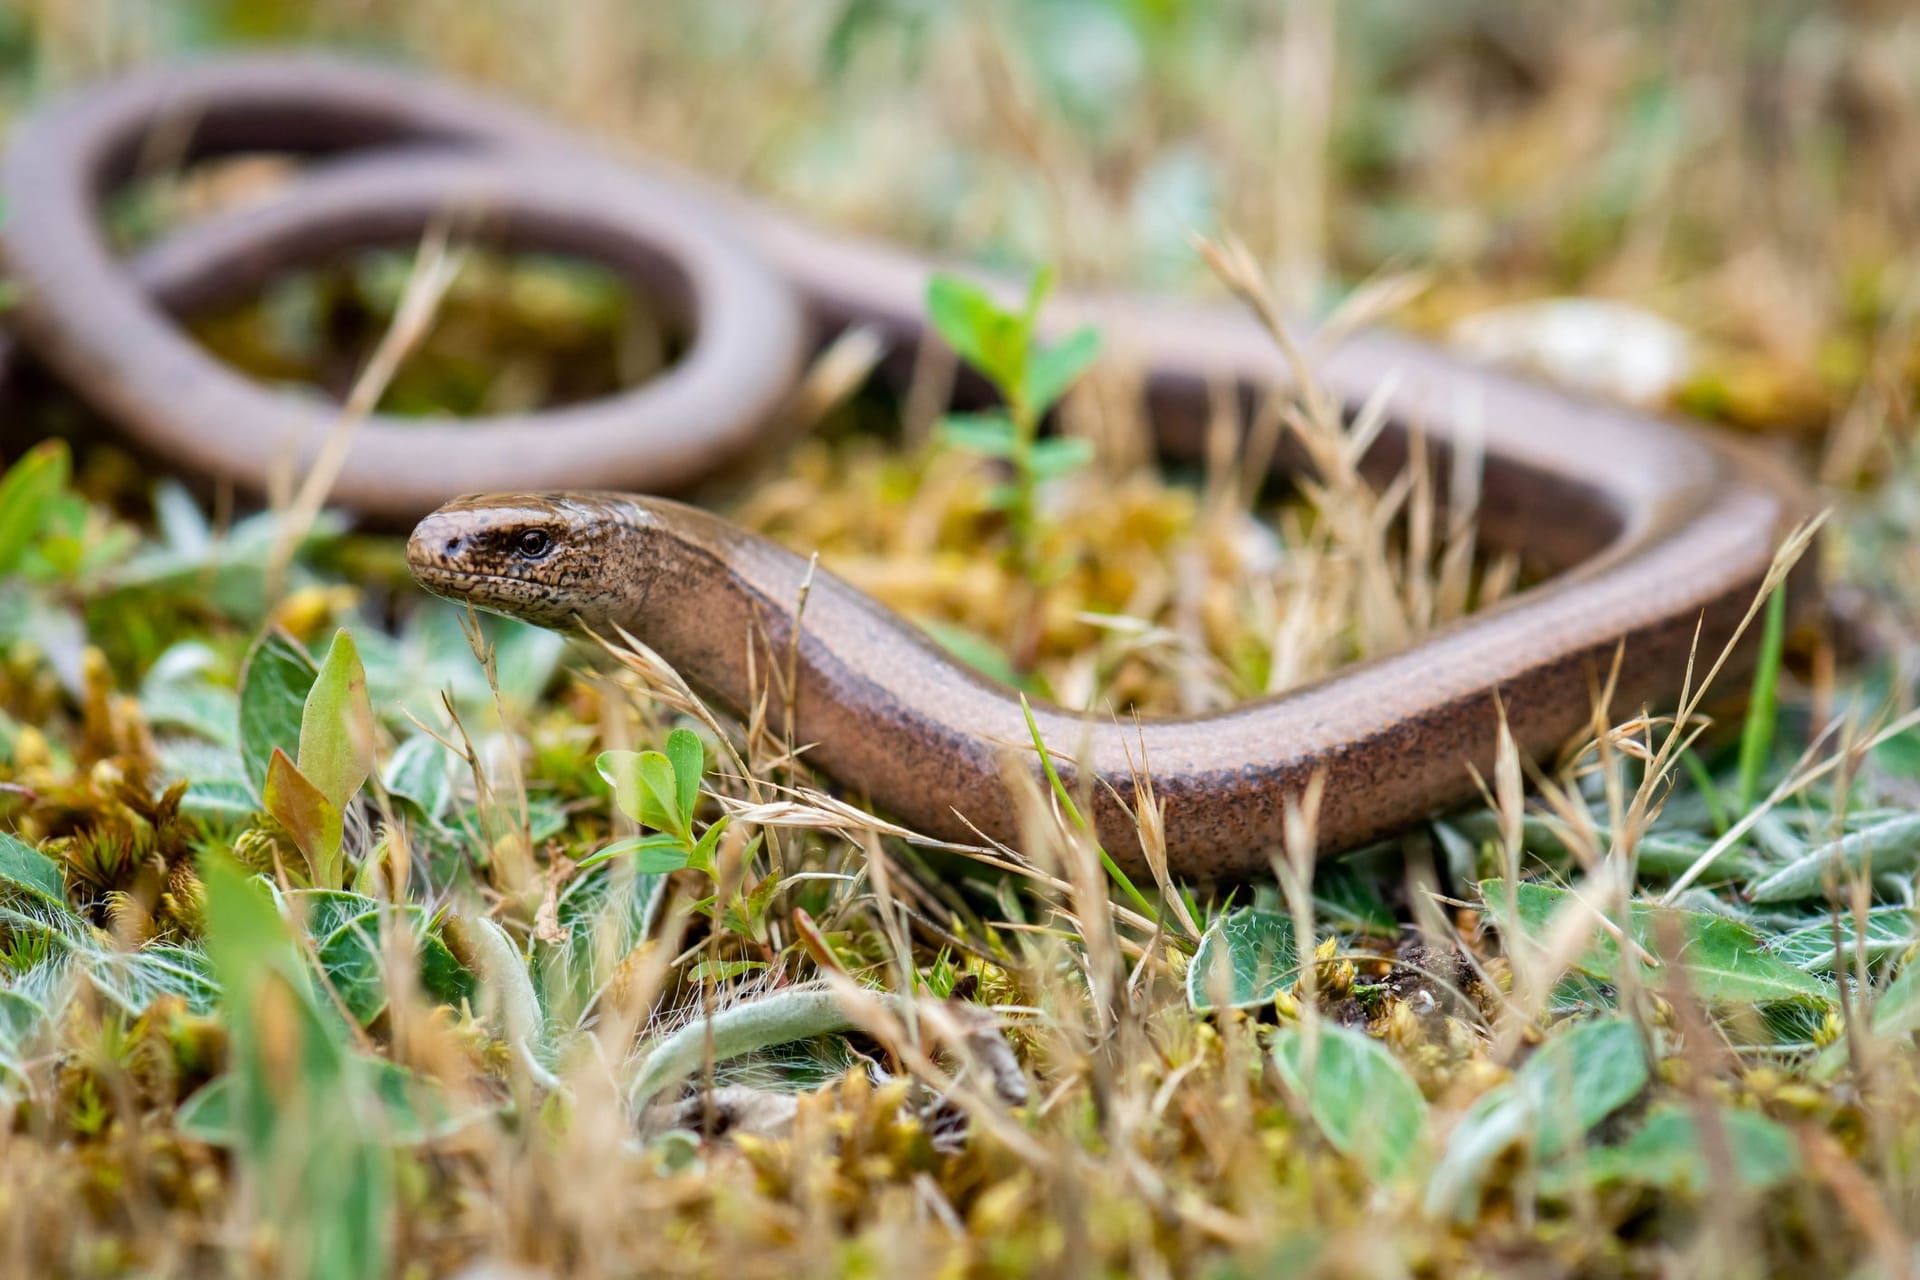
[{"left": 514, "top": 528, "right": 554, "bottom": 559}]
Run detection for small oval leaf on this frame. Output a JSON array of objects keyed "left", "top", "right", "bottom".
[
  {"left": 1272, "top": 1023, "right": 1430, "bottom": 1181},
  {"left": 1187, "top": 908, "right": 1297, "bottom": 1011}
]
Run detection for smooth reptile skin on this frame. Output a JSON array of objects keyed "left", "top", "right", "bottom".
[
  {"left": 0, "top": 55, "right": 1817, "bottom": 877},
  {"left": 405, "top": 458, "right": 1811, "bottom": 880},
  {"left": 0, "top": 58, "right": 808, "bottom": 518}
]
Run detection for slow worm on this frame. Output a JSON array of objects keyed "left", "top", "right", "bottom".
[{"left": 0, "top": 55, "right": 1817, "bottom": 875}]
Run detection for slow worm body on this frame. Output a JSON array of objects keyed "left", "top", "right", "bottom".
[{"left": 0, "top": 55, "right": 1817, "bottom": 877}]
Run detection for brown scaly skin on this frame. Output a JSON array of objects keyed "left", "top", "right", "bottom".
[
  {"left": 409, "top": 455, "right": 1812, "bottom": 881},
  {"left": 0, "top": 55, "right": 1820, "bottom": 876}
]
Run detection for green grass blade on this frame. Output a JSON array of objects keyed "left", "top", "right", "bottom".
[
  {"left": 1736, "top": 587, "right": 1788, "bottom": 812},
  {"left": 1019, "top": 695, "right": 1158, "bottom": 925}
]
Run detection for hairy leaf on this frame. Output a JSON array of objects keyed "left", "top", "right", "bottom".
[
  {"left": 1426, "top": 1016, "right": 1648, "bottom": 1219},
  {"left": 178, "top": 1056, "right": 468, "bottom": 1147},
  {"left": 537, "top": 859, "right": 665, "bottom": 1027},
  {"left": 1272, "top": 1023, "right": 1429, "bottom": 1180},
  {"left": 315, "top": 905, "right": 476, "bottom": 1027},
  {"left": 382, "top": 734, "right": 455, "bottom": 824},
  {"left": 1479, "top": 880, "right": 1830, "bottom": 1006},
  {"left": 1546, "top": 1103, "right": 1798, "bottom": 1195},
  {"left": 1188, "top": 908, "right": 1297, "bottom": 1011},
  {"left": 88, "top": 945, "right": 220, "bottom": 1016},
  {"left": 0, "top": 832, "right": 64, "bottom": 905},
  {"left": 1768, "top": 907, "right": 1915, "bottom": 972},
  {"left": 1748, "top": 815, "right": 1920, "bottom": 903},
  {"left": 201, "top": 854, "right": 392, "bottom": 1280}
]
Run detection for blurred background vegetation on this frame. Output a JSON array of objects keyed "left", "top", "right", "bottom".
[{"left": 9, "top": 0, "right": 1917, "bottom": 436}]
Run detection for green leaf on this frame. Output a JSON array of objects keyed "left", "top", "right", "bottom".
[
  {"left": 489, "top": 620, "right": 567, "bottom": 707},
  {"left": 1271, "top": 1023, "right": 1429, "bottom": 1181},
  {"left": 177, "top": 1057, "right": 469, "bottom": 1148},
  {"left": 1868, "top": 961, "right": 1920, "bottom": 1042},
  {"left": 200, "top": 857, "right": 307, "bottom": 1000},
  {"left": 578, "top": 832, "right": 689, "bottom": 873},
  {"left": 1313, "top": 863, "right": 1397, "bottom": 935},
  {"left": 1425, "top": 1016, "right": 1648, "bottom": 1219},
  {"left": 537, "top": 860, "right": 665, "bottom": 1023},
  {"left": 1748, "top": 815, "right": 1920, "bottom": 903},
  {"left": 0, "top": 988, "right": 46, "bottom": 1051},
  {"left": 1872, "top": 722, "right": 1920, "bottom": 780},
  {"left": 1187, "top": 908, "right": 1297, "bottom": 1011},
  {"left": 1024, "top": 325, "right": 1100, "bottom": 415},
  {"left": 1440, "top": 808, "right": 1752, "bottom": 880},
  {"left": 1736, "top": 586, "right": 1788, "bottom": 812},
  {"left": 298, "top": 629, "right": 376, "bottom": 813},
  {"left": 597, "top": 749, "right": 686, "bottom": 839},
  {"left": 0, "top": 441, "right": 71, "bottom": 578},
  {"left": 264, "top": 748, "right": 344, "bottom": 885},
  {"left": 1026, "top": 435, "right": 1095, "bottom": 480},
  {"left": 1020, "top": 263, "right": 1055, "bottom": 323},
  {"left": 0, "top": 832, "right": 65, "bottom": 905},
  {"left": 314, "top": 921, "right": 385, "bottom": 1028},
  {"left": 200, "top": 853, "right": 393, "bottom": 1280},
  {"left": 1479, "top": 879, "right": 1830, "bottom": 1006},
  {"left": 1525, "top": 1017, "right": 1649, "bottom": 1158},
  {"left": 1814, "top": 956, "right": 1920, "bottom": 1079},
  {"left": 937, "top": 410, "right": 1020, "bottom": 458},
  {"left": 1, "top": 997, "right": 31, "bottom": 1088},
  {"left": 314, "top": 906, "right": 476, "bottom": 1027},
  {"left": 1768, "top": 906, "right": 1915, "bottom": 972},
  {"left": 142, "top": 679, "right": 240, "bottom": 746},
  {"left": 686, "top": 817, "right": 734, "bottom": 875},
  {"left": 200, "top": 856, "right": 323, "bottom": 1163},
  {"left": 239, "top": 629, "right": 318, "bottom": 803},
  {"left": 927, "top": 274, "right": 1027, "bottom": 392},
  {"left": 382, "top": 734, "right": 455, "bottom": 824},
  {"left": 1546, "top": 1103, "right": 1798, "bottom": 1195},
  {"left": 0, "top": 985, "right": 42, "bottom": 1088},
  {"left": 181, "top": 779, "right": 259, "bottom": 820},
  {"left": 151, "top": 479, "right": 210, "bottom": 554},
  {"left": 295, "top": 890, "right": 399, "bottom": 942},
  {"left": 666, "top": 728, "right": 704, "bottom": 827},
  {"left": 139, "top": 644, "right": 239, "bottom": 746},
  {"left": 983, "top": 481, "right": 1020, "bottom": 512}
]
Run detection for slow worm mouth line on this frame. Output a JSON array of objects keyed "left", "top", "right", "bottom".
[
  {"left": 409, "top": 565, "right": 532, "bottom": 588},
  {"left": 0, "top": 54, "right": 1820, "bottom": 880}
]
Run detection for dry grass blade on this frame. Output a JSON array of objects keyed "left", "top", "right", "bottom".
[{"left": 266, "top": 220, "right": 462, "bottom": 596}]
